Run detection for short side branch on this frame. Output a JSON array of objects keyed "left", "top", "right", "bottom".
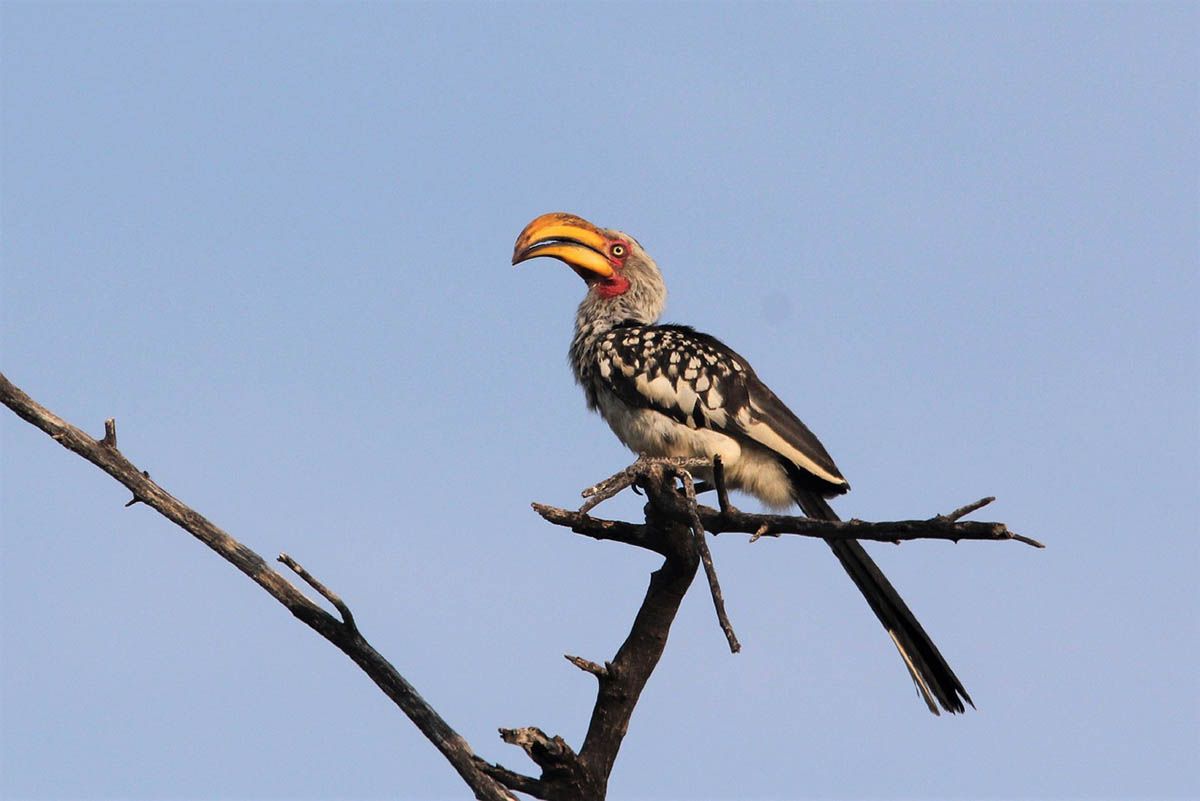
[
  {"left": 565, "top": 654, "right": 610, "bottom": 679},
  {"left": 939, "top": 496, "right": 996, "bottom": 522},
  {"left": 278, "top": 553, "right": 358, "bottom": 634}
]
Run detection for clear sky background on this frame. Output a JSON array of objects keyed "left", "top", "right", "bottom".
[{"left": 2, "top": 3, "right": 1197, "bottom": 800}]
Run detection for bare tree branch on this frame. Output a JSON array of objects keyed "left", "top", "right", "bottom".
[
  {"left": 534, "top": 495, "right": 1043, "bottom": 549},
  {"left": 0, "top": 373, "right": 515, "bottom": 801}
]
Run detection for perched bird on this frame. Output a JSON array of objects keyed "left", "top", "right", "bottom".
[{"left": 512, "top": 212, "right": 971, "bottom": 715}]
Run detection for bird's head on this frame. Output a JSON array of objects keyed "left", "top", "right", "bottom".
[{"left": 512, "top": 212, "right": 666, "bottom": 325}]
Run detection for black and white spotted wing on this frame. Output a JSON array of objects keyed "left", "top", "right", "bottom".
[{"left": 590, "top": 323, "right": 849, "bottom": 494}]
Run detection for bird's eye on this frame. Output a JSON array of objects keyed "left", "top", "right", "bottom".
[{"left": 611, "top": 244, "right": 626, "bottom": 258}]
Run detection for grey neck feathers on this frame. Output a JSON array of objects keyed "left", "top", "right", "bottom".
[
  {"left": 569, "top": 256, "right": 667, "bottom": 390},
  {"left": 574, "top": 257, "right": 666, "bottom": 335}
]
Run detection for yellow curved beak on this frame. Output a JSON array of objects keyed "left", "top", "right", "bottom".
[{"left": 511, "top": 212, "right": 615, "bottom": 279}]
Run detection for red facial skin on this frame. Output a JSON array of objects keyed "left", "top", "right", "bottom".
[{"left": 595, "top": 239, "right": 631, "bottom": 298}]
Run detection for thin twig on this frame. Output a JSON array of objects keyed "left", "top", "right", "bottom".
[
  {"left": 674, "top": 467, "right": 740, "bottom": 653},
  {"left": 938, "top": 496, "right": 995, "bottom": 522},
  {"left": 278, "top": 553, "right": 358, "bottom": 634},
  {"left": 579, "top": 469, "right": 638, "bottom": 513}
]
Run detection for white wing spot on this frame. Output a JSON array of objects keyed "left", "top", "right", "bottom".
[
  {"left": 636, "top": 374, "right": 678, "bottom": 408},
  {"left": 706, "top": 388, "right": 724, "bottom": 409},
  {"left": 675, "top": 381, "right": 699, "bottom": 421},
  {"left": 695, "top": 374, "right": 711, "bottom": 392}
]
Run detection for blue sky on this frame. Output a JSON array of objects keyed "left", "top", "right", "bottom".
[{"left": 2, "top": 2, "right": 1196, "bottom": 799}]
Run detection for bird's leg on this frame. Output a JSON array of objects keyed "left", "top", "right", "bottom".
[{"left": 711, "top": 454, "right": 740, "bottom": 518}]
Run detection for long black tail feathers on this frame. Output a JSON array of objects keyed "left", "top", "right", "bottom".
[{"left": 795, "top": 490, "right": 974, "bottom": 716}]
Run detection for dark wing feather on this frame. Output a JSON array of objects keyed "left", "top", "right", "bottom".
[
  {"left": 739, "top": 374, "right": 849, "bottom": 495},
  {"left": 596, "top": 323, "right": 847, "bottom": 495}
]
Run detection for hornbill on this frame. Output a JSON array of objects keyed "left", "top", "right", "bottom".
[{"left": 512, "top": 212, "right": 972, "bottom": 715}]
